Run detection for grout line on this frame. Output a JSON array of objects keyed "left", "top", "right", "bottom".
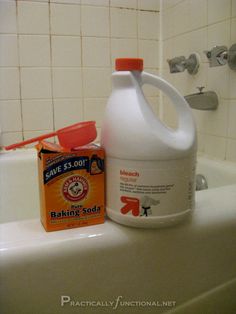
[
  {"left": 162, "top": 0, "right": 185, "bottom": 12},
  {"left": 205, "top": 0, "right": 209, "bottom": 89},
  {"left": 15, "top": 0, "right": 160, "bottom": 10},
  {"left": 80, "top": 3, "right": 85, "bottom": 122},
  {"left": 15, "top": 0, "right": 24, "bottom": 141},
  {"left": 0, "top": 94, "right": 161, "bottom": 100},
  {"left": 230, "top": 0, "right": 233, "bottom": 42},
  {"left": 163, "top": 17, "right": 233, "bottom": 42},
  {"left": 48, "top": 1, "right": 56, "bottom": 134},
  {"left": 0, "top": 64, "right": 161, "bottom": 68},
  {"left": 0, "top": 33, "right": 18, "bottom": 37},
  {"left": 159, "top": 0, "right": 163, "bottom": 120},
  {"left": 0, "top": 32, "right": 159, "bottom": 41},
  {"left": 16, "top": 0, "right": 160, "bottom": 12},
  {"left": 136, "top": 0, "right": 139, "bottom": 56},
  {"left": 226, "top": 98, "right": 231, "bottom": 141},
  {"left": 0, "top": 66, "right": 26, "bottom": 68},
  {"left": 0, "top": 96, "right": 109, "bottom": 100},
  {"left": 108, "top": 0, "right": 112, "bottom": 67},
  {"left": 1, "top": 131, "right": 27, "bottom": 135},
  {"left": 18, "top": 129, "right": 53, "bottom": 132},
  {"left": 2, "top": 0, "right": 235, "bottom": 149}
]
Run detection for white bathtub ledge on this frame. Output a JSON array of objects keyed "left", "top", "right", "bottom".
[
  {"left": 1, "top": 184, "right": 236, "bottom": 252},
  {"left": 1, "top": 184, "right": 236, "bottom": 314}
]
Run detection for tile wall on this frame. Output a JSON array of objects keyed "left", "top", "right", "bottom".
[
  {"left": 162, "top": 0, "right": 236, "bottom": 162},
  {"left": 1, "top": 0, "right": 235, "bottom": 162},
  {"left": 0, "top": 0, "right": 160, "bottom": 146}
]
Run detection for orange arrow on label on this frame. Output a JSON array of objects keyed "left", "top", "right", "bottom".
[{"left": 120, "top": 196, "right": 140, "bottom": 216}]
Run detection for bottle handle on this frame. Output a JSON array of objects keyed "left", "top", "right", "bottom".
[{"left": 141, "top": 71, "right": 196, "bottom": 151}]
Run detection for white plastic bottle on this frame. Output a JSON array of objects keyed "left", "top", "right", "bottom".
[{"left": 101, "top": 58, "right": 197, "bottom": 228}]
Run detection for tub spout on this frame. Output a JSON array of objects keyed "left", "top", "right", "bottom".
[{"left": 184, "top": 87, "right": 219, "bottom": 110}]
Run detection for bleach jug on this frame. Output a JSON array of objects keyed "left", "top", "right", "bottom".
[{"left": 101, "top": 58, "right": 197, "bottom": 228}]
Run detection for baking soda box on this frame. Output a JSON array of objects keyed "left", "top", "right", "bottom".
[{"left": 36, "top": 141, "right": 105, "bottom": 232}]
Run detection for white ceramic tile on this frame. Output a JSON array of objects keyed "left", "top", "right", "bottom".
[
  {"left": 20, "top": 68, "right": 52, "bottom": 99},
  {"left": 196, "top": 132, "right": 205, "bottom": 153},
  {"left": 232, "top": 0, "right": 236, "bottom": 17},
  {"left": 205, "top": 100, "right": 229, "bottom": 137},
  {"left": 189, "top": 28, "right": 208, "bottom": 62},
  {"left": 231, "top": 18, "right": 236, "bottom": 44},
  {"left": 162, "top": 6, "right": 174, "bottom": 40},
  {"left": 0, "top": 1, "right": 17, "bottom": 34},
  {"left": 0, "top": 68, "right": 20, "bottom": 100},
  {"left": 18, "top": 1, "right": 49, "bottom": 34},
  {"left": 204, "top": 135, "right": 227, "bottom": 160},
  {"left": 0, "top": 132, "right": 23, "bottom": 147},
  {"left": 162, "top": 39, "right": 173, "bottom": 70},
  {"left": 51, "top": 36, "right": 81, "bottom": 66},
  {"left": 207, "top": 66, "right": 230, "bottom": 99},
  {"left": 172, "top": 32, "right": 190, "bottom": 57},
  {"left": 189, "top": 0, "right": 207, "bottom": 31},
  {"left": 81, "top": 0, "right": 109, "bottom": 5},
  {"left": 82, "top": 37, "right": 110, "bottom": 66},
  {"left": 161, "top": 68, "right": 176, "bottom": 88},
  {"left": 192, "top": 109, "right": 208, "bottom": 133},
  {"left": 172, "top": 0, "right": 190, "bottom": 36},
  {"left": 184, "top": 63, "right": 208, "bottom": 95},
  {"left": 84, "top": 98, "right": 107, "bottom": 127},
  {"left": 110, "top": 0, "right": 137, "bottom": 9},
  {"left": 169, "top": 72, "right": 188, "bottom": 96},
  {"left": 138, "top": 10, "right": 159, "bottom": 40},
  {"left": 54, "top": 98, "right": 83, "bottom": 129},
  {"left": 81, "top": 6, "right": 109, "bottom": 37},
  {"left": 111, "top": 7, "right": 137, "bottom": 38},
  {"left": 226, "top": 139, "right": 236, "bottom": 162},
  {"left": 162, "top": 0, "right": 182, "bottom": 10},
  {"left": 19, "top": 35, "right": 50, "bottom": 66},
  {"left": 207, "top": 20, "right": 231, "bottom": 49},
  {"left": 0, "top": 100, "right": 22, "bottom": 132},
  {"left": 83, "top": 67, "right": 111, "bottom": 97},
  {"left": 22, "top": 99, "right": 53, "bottom": 131},
  {"left": 207, "top": 0, "right": 231, "bottom": 24},
  {"left": 50, "top": 3, "right": 80, "bottom": 35},
  {"left": 229, "top": 70, "right": 236, "bottom": 99},
  {"left": 0, "top": 35, "right": 18, "bottom": 66},
  {"left": 138, "top": 40, "right": 159, "bottom": 68},
  {"left": 146, "top": 96, "right": 159, "bottom": 117},
  {"left": 52, "top": 68, "right": 82, "bottom": 98},
  {"left": 228, "top": 101, "right": 236, "bottom": 139},
  {"left": 138, "top": 0, "right": 160, "bottom": 11},
  {"left": 142, "top": 68, "right": 160, "bottom": 97},
  {"left": 166, "top": 34, "right": 192, "bottom": 69},
  {"left": 111, "top": 38, "right": 138, "bottom": 66}
]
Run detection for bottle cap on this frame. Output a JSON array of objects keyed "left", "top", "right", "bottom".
[{"left": 115, "top": 58, "right": 143, "bottom": 71}]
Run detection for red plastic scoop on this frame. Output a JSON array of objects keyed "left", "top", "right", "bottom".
[{"left": 5, "top": 121, "right": 97, "bottom": 150}]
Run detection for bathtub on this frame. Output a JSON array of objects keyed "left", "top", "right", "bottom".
[{"left": 0, "top": 149, "right": 236, "bottom": 314}]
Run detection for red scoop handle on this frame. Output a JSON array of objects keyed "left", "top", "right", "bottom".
[{"left": 5, "top": 131, "right": 57, "bottom": 150}]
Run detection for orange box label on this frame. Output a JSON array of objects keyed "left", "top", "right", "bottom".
[{"left": 37, "top": 141, "right": 105, "bottom": 232}]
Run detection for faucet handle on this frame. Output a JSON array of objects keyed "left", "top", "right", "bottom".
[
  {"left": 204, "top": 46, "right": 228, "bottom": 67},
  {"left": 196, "top": 86, "right": 205, "bottom": 94}
]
